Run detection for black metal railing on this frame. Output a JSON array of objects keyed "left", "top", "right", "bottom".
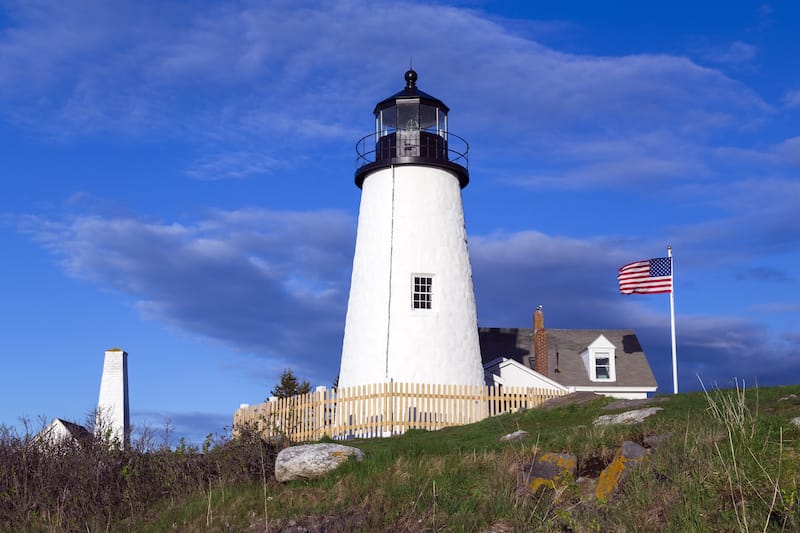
[{"left": 356, "top": 129, "right": 469, "bottom": 170}]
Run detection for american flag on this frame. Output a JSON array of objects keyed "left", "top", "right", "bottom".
[{"left": 618, "top": 257, "right": 673, "bottom": 294}]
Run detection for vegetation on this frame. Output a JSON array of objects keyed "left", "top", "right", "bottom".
[
  {"left": 1, "top": 383, "right": 798, "bottom": 531},
  {"left": 270, "top": 368, "right": 311, "bottom": 400},
  {"left": 0, "top": 422, "right": 276, "bottom": 532}
]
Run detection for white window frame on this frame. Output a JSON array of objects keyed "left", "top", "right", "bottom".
[
  {"left": 594, "top": 353, "right": 612, "bottom": 381},
  {"left": 411, "top": 274, "right": 434, "bottom": 310}
]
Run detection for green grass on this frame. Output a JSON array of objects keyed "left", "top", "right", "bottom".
[{"left": 135, "top": 384, "right": 800, "bottom": 532}]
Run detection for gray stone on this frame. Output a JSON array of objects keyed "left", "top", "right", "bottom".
[
  {"left": 595, "top": 441, "right": 648, "bottom": 501},
  {"left": 602, "top": 396, "right": 668, "bottom": 411},
  {"left": 620, "top": 440, "right": 647, "bottom": 460},
  {"left": 518, "top": 452, "right": 577, "bottom": 496},
  {"left": 594, "top": 407, "right": 663, "bottom": 426},
  {"left": 275, "top": 443, "right": 365, "bottom": 482},
  {"left": 500, "top": 430, "right": 529, "bottom": 442},
  {"left": 538, "top": 391, "right": 604, "bottom": 411},
  {"left": 791, "top": 417, "right": 800, "bottom": 428},
  {"left": 643, "top": 433, "right": 671, "bottom": 449}
]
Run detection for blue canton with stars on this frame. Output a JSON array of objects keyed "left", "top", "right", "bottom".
[{"left": 650, "top": 257, "right": 672, "bottom": 277}]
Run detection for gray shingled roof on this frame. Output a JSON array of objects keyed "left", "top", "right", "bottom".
[
  {"left": 54, "top": 418, "right": 92, "bottom": 441},
  {"left": 479, "top": 327, "right": 657, "bottom": 389}
]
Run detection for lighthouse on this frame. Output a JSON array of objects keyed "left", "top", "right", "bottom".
[{"left": 338, "top": 70, "right": 484, "bottom": 389}]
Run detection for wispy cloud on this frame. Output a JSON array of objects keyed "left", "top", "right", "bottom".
[
  {"left": 698, "top": 41, "right": 757, "bottom": 66},
  {"left": 735, "top": 266, "right": 792, "bottom": 283},
  {"left": 185, "top": 151, "right": 281, "bottom": 180},
  {"left": 783, "top": 89, "right": 800, "bottom": 109},
  {"left": 0, "top": 0, "right": 772, "bottom": 180}
]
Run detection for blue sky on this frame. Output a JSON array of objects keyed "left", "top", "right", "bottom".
[{"left": 1, "top": 0, "right": 798, "bottom": 444}]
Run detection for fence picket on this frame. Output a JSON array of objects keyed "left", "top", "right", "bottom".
[{"left": 233, "top": 381, "right": 566, "bottom": 442}]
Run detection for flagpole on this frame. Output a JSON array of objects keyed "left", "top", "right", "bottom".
[{"left": 668, "top": 245, "right": 678, "bottom": 394}]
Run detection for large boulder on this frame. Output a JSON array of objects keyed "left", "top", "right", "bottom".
[
  {"left": 275, "top": 443, "right": 365, "bottom": 482},
  {"left": 538, "top": 392, "right": 604, "bottom": 411},
  {"left": 594, "top": 407, "right": 663, "bottom": 426}
]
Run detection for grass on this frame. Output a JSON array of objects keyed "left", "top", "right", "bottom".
[{"left": 5, "top": 384, "right": 799, "bottom": 531}]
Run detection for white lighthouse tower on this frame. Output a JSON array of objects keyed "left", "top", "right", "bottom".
[
  {"left": 96, "top": 347, "right": 130, "bottom": 447},
  {"left": 338, "top": 70, "right": 484, "bottom": 389}
]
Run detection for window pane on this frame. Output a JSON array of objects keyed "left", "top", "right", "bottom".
[
  {"left": 381, "top": 107, "right": 397, "bottom": 132},
  {"left": 398, "top": 101, "right": 419, "bottom": 131},
  {"left": 412, "top": 275, "right": 433, "bottom": 310},
  {"left": 595, "top": 357, "right": 610, "bottom": 379},
  {"left": 419, "top": 104, "right": 436, "bottom": 131}
]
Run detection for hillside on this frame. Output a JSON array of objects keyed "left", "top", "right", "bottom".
[
  {"left": 149, "top": 383, "right": 800, "bottom": 532},
  {"left": 2, "top": 384, "right": 798, "bottom": 532}
]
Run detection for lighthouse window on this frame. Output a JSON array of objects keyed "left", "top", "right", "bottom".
[{"left": 412, "top": 276, "right": 433, "bottom": 310}]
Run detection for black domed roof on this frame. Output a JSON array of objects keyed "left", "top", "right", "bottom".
[{"left": 373, "top": 69, "right": 449, "bottom": 114}]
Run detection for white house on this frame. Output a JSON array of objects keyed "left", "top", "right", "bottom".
[
  {"left": 38, "top": 418, "right": 91, "bottom": 447},
  {"left": 480, "top": 307, "right": 658, "bottom": 399}
]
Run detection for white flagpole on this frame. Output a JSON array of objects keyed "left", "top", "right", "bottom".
[{"left": 668, "top": 245, "right": 678, "bottom": 394}]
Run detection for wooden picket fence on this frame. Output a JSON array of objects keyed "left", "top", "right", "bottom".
[{"left": 233, "top": 382, "right": 566, "bottom": 442}]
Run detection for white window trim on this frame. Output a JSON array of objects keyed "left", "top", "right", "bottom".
[
  {"left": 411, "top": 273, "right": 434, "bottom": 311},
  {"left": 592, "top": 351, "right": 614, "bottom": 382}
]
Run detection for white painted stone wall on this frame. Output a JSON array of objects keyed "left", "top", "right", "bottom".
[
  {"left": 96, "top": 348, "right": 130, "bottom": 447},
  {"left": 339, "top": 164, "right": 484, "bottom": 389}
]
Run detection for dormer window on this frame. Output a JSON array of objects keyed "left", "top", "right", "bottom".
[
  {"left": 595, "top": 354, "right": 611, "bottom": 380},
  {"left": 581, "top": 335, "right": 617, "bottom": 382}
]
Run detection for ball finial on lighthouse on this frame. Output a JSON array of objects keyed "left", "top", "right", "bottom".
[
  {"left": 404, "top": 69, "right": 417, "bottom": 88},
  {"left": 339, "top": 71, "right": 484, "bottom": 390}
]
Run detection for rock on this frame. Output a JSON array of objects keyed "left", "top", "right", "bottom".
[
  {"left": 594, "top": 407, "right": 663, "bottom": 426},
  {"left": 519, "top": 452, "right": 577, "bottom": 496},
  {"left": 602, "top": 396, "right": 668, "bottom": 411},
  {"left": 779, "top": 394, "right": 797, "bottom": 401},
  {"left": 500, "top": 430, "right": 529, "bottom": 442},
  {"left": 275, "top": 443, "right": 365, "bottom": 482},
  {"left": 791, "top": 417, "right": 800, "bottom": 428},
  {"left": 643, "top": 433, "right": 671, "bottom": 449},
  {"left": 538, "top": 391, "right": 604, "bottom": 411},
  {"left": 595, "top": 441, "right": 647, "bottom": 501}
]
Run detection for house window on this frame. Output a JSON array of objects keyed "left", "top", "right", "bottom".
[
  {"left": 412, "top": 275, "right": 432, "bottom": 309},
  {"left": 595, "top": 355, "right": 611, "bottom": 380}
]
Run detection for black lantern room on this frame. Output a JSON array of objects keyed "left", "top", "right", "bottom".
[{"left": 355, "top": 70, "right": 469, "bottom": 188}]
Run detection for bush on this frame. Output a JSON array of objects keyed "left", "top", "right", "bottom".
[{"left": 0, "top": 422, "right": 278, "bottom": 531}]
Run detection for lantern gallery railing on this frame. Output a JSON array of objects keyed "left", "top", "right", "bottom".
[
  {"left": 233, "top": 382, "right": 566, "bottom": 442},
  {"left": 355, "top": 129, "right": 469, "bottom": 171}
]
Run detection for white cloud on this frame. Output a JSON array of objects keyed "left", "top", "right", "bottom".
[
  {"left": 699, "top": 41, "right": 757, "bottom": 66},
  {"left": 782, "top": 89, "right": 800, "bottom": 109},
  {"left": 0, "top": 1, "right": 770, "bottom": 146}
]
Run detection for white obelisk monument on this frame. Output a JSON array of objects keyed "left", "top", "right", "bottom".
[
  {"left": 338, "top": 70, "right": 484, "bottom": 389},
  {"left": 96, "top": 347, "right": 130, "bottom": 447}
]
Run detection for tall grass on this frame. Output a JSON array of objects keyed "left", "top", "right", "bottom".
[{"left": 701, "top": 379, "right": 798, "bottom": 532}]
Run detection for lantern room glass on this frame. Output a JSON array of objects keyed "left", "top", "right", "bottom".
[{"left": 377, "top": 102, "right": 447, "bottom": 137}]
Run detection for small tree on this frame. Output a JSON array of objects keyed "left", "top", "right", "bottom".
[{"left": 270, "top": 369, "right": 311, "bottom": 399}]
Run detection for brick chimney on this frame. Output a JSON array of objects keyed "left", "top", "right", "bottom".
[{"left": 533, "top": 306, "right": 548, "bottom": 376}]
